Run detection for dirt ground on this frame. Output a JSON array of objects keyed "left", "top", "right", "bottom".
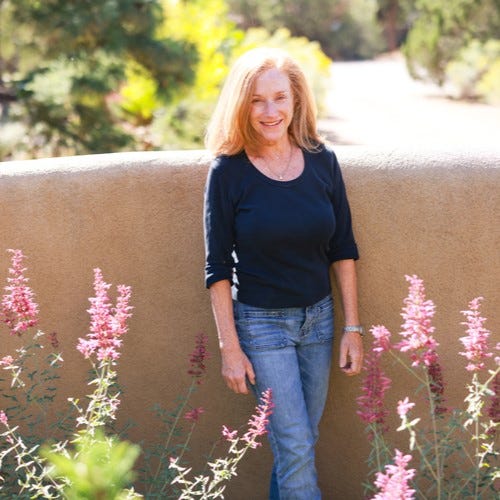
[{"left": 318, "top": 53, "right": 500, "bottom": 149}]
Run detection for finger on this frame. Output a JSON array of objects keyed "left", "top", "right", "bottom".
[
  {"left": 351, "top": 355, "right": 363, "bottom": 374},
  {"left": 246, "top": 362, "right": 256, "bottom": 386},
  {"left": 339, "top": 347, "right": 347, "bottom": 369},
  {"left": 226, "top": 374, "right": 248, "bottom": 394}
]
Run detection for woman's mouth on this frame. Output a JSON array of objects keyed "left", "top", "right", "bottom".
[{"left": 261, "top": 119, "right": 282, "bottom": 127}]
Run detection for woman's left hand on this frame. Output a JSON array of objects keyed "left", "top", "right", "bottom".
[{"left": 339, "top": 331, "right": 363, "bottom": 376}]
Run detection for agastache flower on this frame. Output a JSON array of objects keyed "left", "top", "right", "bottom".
[
  {"left": 372, "top": 449, "right": 416, "bottom": 500},
  {"left": 427, "top": 358, "right": 447, "bottom": 415},
  {"left": 0, "top": 355, "right": 14, "bottom": 367},
  {"left": 188, "top": 333, "right": 210, "bottom": 383},
  {"left": 221, "top": 425, "right": 238, "bottom": 441},
  {"left": 76, "top": 269, "right": 132, "bottom": 362},
  {"left": 184, "top": 407, "right": 205, "bottom": 423},
  {"left": 242, "top": 388, "right": 273, "bottom": 449},
  {"left": 1, "top": 249, "right": 39, "bottom": 336},
  {"left": 395, "top": 275, "right": 439, "bottom": 367},
  {"left": 372, "top": 325, "right": 392, "bottom": 353},
  {"left": 459, "top": 297, "right": 492, "bottom": 372},
  {"left": 357, "top": 350, "right": 391, "bottom": 437},
  {"left": 397, "top": 397, "right": 415, "bottom": 418},
  {"left": 0, "top": 410, "right": 8, "bottom": 426}
]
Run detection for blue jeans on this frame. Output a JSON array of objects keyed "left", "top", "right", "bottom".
[{"left": 233, "top": 295, "right": 334, "bottom": 500}]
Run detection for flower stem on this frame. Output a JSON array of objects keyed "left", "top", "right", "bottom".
[{"left": 147, "top": 379, "right": 197, "bottom": 494}]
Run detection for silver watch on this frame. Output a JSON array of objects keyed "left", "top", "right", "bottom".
[{"left": 342, "top": 325, "right": 365, "bottom": 337}]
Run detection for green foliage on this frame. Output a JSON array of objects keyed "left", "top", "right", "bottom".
[
  {"left": 0, "top": 0, "right": 197, "bottom": 159},
  {"left": 0, "top": 332, "right": 64, "bottom": 498},
  {"left": 445, "top": 39, "right": 500, "bottom": 104},
  {"left": 42, "top": 430, "right": 141, "bottom": 500},
  {"left": 149, "top": 0, "right": 243, "bottom": 149},
  {"left": 477, "top": 57, "right": 500, "bottom": 105},
  {"left": 403, "top": 0, "right": 500, "bottom": 86},
  {"left": 228, "top": 0, "right": 385, "bottom": 60}
]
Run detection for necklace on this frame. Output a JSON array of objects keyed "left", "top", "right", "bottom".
[{"left": 259, "top": 146, "right": 294, "bottom": 180}]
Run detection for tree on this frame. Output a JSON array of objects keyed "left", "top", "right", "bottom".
[
  {"left": 0, "top": 0, "right": 197, "bottom": 159},
  {"left": 227, "top": 0, "right": 384, "bottom": 60},
  {"left": 403, "top": 0, "right": 500, "bottom": 85},
  {"left": 376, "top": 0, "right": 416, "bottom": 51}
]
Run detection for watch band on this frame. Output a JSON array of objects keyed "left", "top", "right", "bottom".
[{"left": 342, "top": 325, "right": 365, "bottom": 337}]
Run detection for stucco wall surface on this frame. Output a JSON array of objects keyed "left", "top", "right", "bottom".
[{"left": 0, "top": 147, "right": 498, "bottom": 499}]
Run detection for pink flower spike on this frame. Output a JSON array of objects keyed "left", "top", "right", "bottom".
[
  {"left": 371, "top": 325, "right": 392, "bottom": 353},
  {"left": 459, "top": 297, "right": 492, "bottom": 372},
  {"left": 1, "top": 249, "right": 39, "bottom": 336},
  {"left": 184, "top": 407, "right": 205, "bottom": 423},
  {"left": 0, "top": 355, "right": 14, "bottom": 367},
  {"left": 397, "top": 397, "right": 415, "bottom": 418},
  {"left": 394, "top": 275, "right": 439, "bottom": 367},
  {"left": 242, "top": 388, "right": 274, "bottom": 448},
  {"left": 222, "top": 425, "right": 238, "bottom": 441},
  {"left": 76, "top": 269, "right": 133, "bottom": 362},
  {"left": 357, "top": 351, "right": 391, "bottom": 436},
  {"left": 372, "top": 449, "right": 416, "bottom": 500},
  {"left": 0, "top": 410, "right": 8, "bottom": 426}
]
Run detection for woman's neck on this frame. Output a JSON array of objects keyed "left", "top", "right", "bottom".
[{"left": 250, "top": 137, "right": 294, "bottom": 160}]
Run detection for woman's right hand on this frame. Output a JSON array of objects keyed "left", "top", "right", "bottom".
[{"left": 221, "top": 347, "right": 256, "bottom": 394}]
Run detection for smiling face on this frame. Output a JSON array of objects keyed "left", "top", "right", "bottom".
[{"left": 249, "top": 67, "right": 294, "bottom": 148}]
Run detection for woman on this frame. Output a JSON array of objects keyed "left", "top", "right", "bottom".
[{"left": 203, "top": 47, "right": 363, "bottom": 499}]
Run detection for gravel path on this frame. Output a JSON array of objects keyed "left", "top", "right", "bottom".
[{"left": 318, "top": 53, "right": 500, "bottom": 149}]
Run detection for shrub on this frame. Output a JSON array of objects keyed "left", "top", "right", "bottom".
[
  {"left": 358, "top": 275, "right": 498, "bottom": 499},
  {"left": 0, "top": 250, "right": 271, "bottom": 498}
]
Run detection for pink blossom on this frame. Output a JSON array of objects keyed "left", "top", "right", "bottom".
[
  {"left": 184, "top": 407, "right": 205, "bottom": 423},
  {"left": 397, "top": 397, "right": 415, "bottom": 418},
  {"left": 188, "top": 333, "right": 210, "bottom": 383},
  {"left": 459, "top": 297, "right": 492, "bottom": 372},
  {"left": 394, "top": 275, "right": 439, "bottom": 367},
  {"left": 1, "top": 249, "right": 39, "bottom": 336},
  {"left": 0, "top": 410, "right": 8, "bottom": 426},
  {"left": 0, "top": 355, "right": 14, "bottom": 367},
  {"left": 221, "top": 425, "right": 238, "bottom": 441},
  {"left": 242, "top": 388, "right": 273, "bottom": 449},
  {"left": 372, "top": 449, "right": 416, "bottom": 500},
  {"left": 371, "top": 325, "right": 392, "bottom": 353},
  {"left": 427, "top": 359, "right": 447, "bottom": 415},
  {"left": 76, "top": 269, "right": 132, "bottom": 362},
  {"left": 357, "top": 351, "right": 391, "bottom": 437}
]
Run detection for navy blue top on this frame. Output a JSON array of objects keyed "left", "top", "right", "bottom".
[{"left": 204, "top": 144, "right": 359, "bottom": 308}]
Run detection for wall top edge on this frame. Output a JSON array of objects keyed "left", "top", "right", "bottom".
[{"left": 1, "top": 146, "right": 499, "bottom": 177}]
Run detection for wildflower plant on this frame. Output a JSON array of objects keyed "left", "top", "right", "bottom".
[
  {"left": 358, "top": 275, "right": 499, "bottom": 499},
  {"left": 0, "top": 250, "right": 271, "bottom": 498},
  {"left": 141, "top": 332, "right": 212, "bottom": 498},
  {"left": 169, "top": 388, "right": 274, "bottom": 499}
]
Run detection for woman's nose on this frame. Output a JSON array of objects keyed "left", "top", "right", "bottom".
[{"left": 263, "top": 100, "right": 278, "bottom": 115}]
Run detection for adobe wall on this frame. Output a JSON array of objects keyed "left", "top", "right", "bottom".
[{"left": 1, "top": 147, "right": 498, "bottom": 498}]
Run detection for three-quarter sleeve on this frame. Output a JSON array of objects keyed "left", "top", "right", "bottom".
[
  {"left": 327, "top": 151, "right": 359, "bottom": 262},
  {"left": 204, "top": 161, "right": 235, "bottom": 288}
]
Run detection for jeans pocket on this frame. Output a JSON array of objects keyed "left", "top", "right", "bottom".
[
  {"left": 311, "top": 297, "right": 334, "bottom": 342},
  {"left": 234, "top": 302, "right": 288, "bottom": 350}
]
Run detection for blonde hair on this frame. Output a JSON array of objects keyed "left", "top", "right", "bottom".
[{"left": 205, "top": 47, "right": 323, "bottom": 156}]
